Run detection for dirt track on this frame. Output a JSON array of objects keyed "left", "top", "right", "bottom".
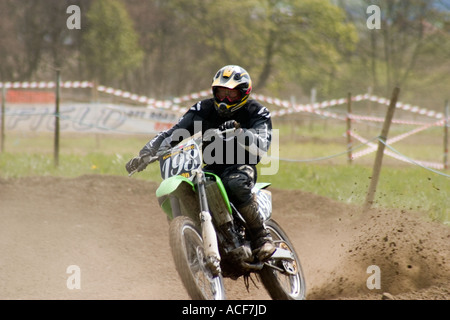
[{"left": 0, "top": 174, "right": 449, "bottom": 300}]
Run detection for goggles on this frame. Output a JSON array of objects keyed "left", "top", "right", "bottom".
[{"left": 214, "top": 87, "right": 241, "bottom": 103}]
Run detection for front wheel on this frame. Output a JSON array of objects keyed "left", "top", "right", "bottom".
[
  {"left": 259, "top": 219, "right": 306, "bottom": 300},
  {"left": 169, "top": 216, "right": 226, "bottom": 300}
]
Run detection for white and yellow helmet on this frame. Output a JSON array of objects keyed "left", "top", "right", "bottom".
[{"left": 212, "top": 65, "right": 252, "bottom": 117}]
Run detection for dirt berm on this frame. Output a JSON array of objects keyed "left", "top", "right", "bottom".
[{"left": 0, "top": 175, "right": 448, "bottom": 300}]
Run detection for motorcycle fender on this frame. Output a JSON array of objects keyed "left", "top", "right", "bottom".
[
  {"left": 156, "top": 175, "right": 196, "bottom": 219},
  {"left": 254, "top": 182, "right": 271, "bottom": 190},
  {"left": 253, "top": 183, "right": 272, "bottom": 221},
  {"left": 204, "top": 172, "right": 232, "bottom": 215}
]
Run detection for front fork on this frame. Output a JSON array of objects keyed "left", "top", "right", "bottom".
[{"left": 195, "top": 169, "right": 221, "bottom": 276}]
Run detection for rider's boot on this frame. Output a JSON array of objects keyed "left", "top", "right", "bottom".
[{"left": 238, "top": 194, "right": 276, "bottom": 261}]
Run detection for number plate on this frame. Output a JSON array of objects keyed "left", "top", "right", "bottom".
[
  {"left": 255, "top": 189, "right": 272, "bottom": 220},
  {"left": 159, "top": 140, "right": 202, "bottom": 179}
]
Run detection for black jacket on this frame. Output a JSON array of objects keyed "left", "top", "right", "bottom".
[{"left": 140, "top": 98, "right": 272, "bottom": 168}]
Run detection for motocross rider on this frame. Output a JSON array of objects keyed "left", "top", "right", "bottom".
[{"left": 125, "top": 65, "right": 276, "bottom": 261}]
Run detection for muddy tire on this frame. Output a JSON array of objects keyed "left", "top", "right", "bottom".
[
  {"left": 169, "top": 216, "right": 226, "bottom": 300},
  {"left": 259, "top": 219, "right": 306, "bottom": 300}
]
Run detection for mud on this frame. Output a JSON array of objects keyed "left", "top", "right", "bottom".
[{"left": 0, "top": 175, "right": 448, "bottom": 300}]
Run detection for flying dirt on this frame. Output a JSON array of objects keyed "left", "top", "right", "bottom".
[{"left": 0, "top": 175, "right": 448, "bottom": 299}]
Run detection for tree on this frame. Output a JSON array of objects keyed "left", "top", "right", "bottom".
[
  {"left": 0, "top": 1, "right": 51, "bottom": 80},
  {"left": 166, "top": 0, "right": 357, "bottom": 98},
  {"left": 81, "top": 0, "right": 143, "bottom": 85},
  {"left": 339, "top": 0, "right": 450, "bottom": 99},
  {"left": 0, "top": 0, "right": 89, "bottom": 81},
  {"left": 123, "top": 0, "right": 196, "bottom": 97},
  {"left": 256, "top": 0, "right": 357, "bottom": 96}
]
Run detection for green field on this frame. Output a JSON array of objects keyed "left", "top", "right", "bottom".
[{"left": 0, "top": 120, "right": 448, "bottom": 225}]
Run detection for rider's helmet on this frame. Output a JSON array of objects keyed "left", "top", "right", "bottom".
[{"left": 212, "top": 65, "right": 252, "bottom": 117}]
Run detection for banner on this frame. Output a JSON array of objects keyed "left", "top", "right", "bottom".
[{"left": 3, "top": 103, "right": 178, "bottom": 134}]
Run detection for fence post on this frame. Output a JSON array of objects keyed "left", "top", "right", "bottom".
[
  {"left": 309, "top": 87, "right": 316, "bottom": 132},
  {"left": 346, "top": 92, "right": 353, "bottom": 164},
  {"left": 363, "top": 87, "right": 400, "bottom": 211},
  {"left": 367, "top": 86, "right": 373, "bottom": 134},
  {"left": 1, "top": 85, "right": 5, "bottom": 153},
  {"left": 54, "top": 69, "right": 61, "bottom": 167},
  {"left": 290, "top": 95, "right": 296, "bottom": 139},
  {"left": 444, "top": 100, "right": 449, "bottom": 170}
]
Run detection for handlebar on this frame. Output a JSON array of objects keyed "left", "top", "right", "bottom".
[
  {"left": 128, "top": 154, "right": 158, "bottom": 177},
  {"left": 128, "top": 122, "right": 241, "bottom": 177},
  {"left": 203, "top": 122, "right": 241, "bottom": 141}
]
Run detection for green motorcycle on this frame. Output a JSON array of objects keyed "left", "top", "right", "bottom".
[{"left": 129, "top": 126, "right": 306, "bottom": 300}]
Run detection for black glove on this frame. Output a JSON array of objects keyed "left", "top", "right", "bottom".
[
  {"left": 125, "top": 156, "right": 149, "bottom": 174},
  {"left": 219, "top": 120, "right": 239, "bottom": 131}
]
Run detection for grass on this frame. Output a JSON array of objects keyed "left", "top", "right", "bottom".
[
  {"left": 0, "top": 125, "right": 448, "bottom": 225},
  {"left": 0, "top": 151, "right": 161, "bottom": 180},
  {"left": 258, "top": 161, "right": 449, "bottom": 224}
]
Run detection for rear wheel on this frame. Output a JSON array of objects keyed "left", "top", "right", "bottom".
[
  {"left": 259, "top": 219, "right": 306, "bottom": 300},
  {"left": 169, "top": 216, "right": 226, "bottom": 300}
]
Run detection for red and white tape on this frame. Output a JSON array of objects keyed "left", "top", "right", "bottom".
[
  {"left": 0, "top": 81, "right": 206, "bottom": 114},
  {"left": 1, "top": 82, "right": 446, "bottom": 122},
  {"left": 366, "top": 95, "right": 443, "bottom": 119},
  {"left": 0, "top": 81, "right": 93, "bottom": 89},
  {"left": 265, "top": 93, "right": 444, "bottom": 120},
  {"left": 349, "top": 114, "right": 442, "bottom": 126},
  {"left": 256, "top": 93, "right": 349, "bottom": 113},
  {"left": 96, "top": 85, "right": 209, "bottom": 113},
  {"left": 350, "top": 130, "right": 444, "bottom": 170}
]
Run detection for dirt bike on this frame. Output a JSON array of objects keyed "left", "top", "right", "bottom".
[{"left": 129, "top": 125, "right": 306, "bottom": 300}]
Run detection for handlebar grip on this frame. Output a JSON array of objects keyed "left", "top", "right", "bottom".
[
  {"left": 128, "top": 155, "right": 158, "bottom": 177},
  {"left": 136, "top": 161, "right": 148, "bottom": 172}
]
